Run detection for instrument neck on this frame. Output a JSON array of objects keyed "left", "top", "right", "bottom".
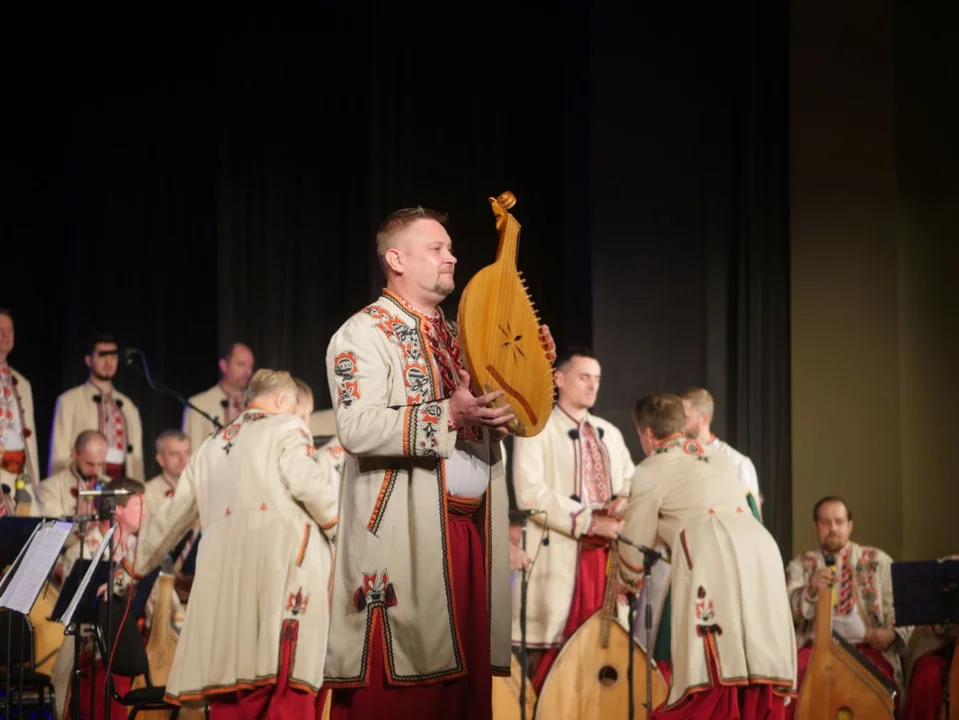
[
  {"left": 494, "top": 213, "right": 521, "bottom": 267},
  {"left": 600, "top": 545, "right": 619, "bottom": 648},
  {"left": 815, "top": 584, "right": 833, "bottom": 647}
]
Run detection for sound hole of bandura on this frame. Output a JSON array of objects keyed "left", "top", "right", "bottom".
[
  {"left": 597, "top": 665, "right": 619, "bottom": 687},
  {"left": 836, "top": 708, "right": 853, "bottom": 720}
]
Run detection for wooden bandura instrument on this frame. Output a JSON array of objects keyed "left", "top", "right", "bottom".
[
  {"left": 794, "top": 572, "right": 897, "bottom": 719},
  {"left": 492, "top": 652, "right": 536, "bottom": 720},
  {"left": 457, "top": 191, "right": 554, "bottom": 437},
  {"left": 535, "top": 547, "right": 669, "bottom": 719},
  {"left": 131, "top": 562, "right": 182, "bottom": 718}
]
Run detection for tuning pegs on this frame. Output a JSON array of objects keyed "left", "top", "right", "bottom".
[{"left": 496, "top": 191, "right": 517, "bottom": 209}]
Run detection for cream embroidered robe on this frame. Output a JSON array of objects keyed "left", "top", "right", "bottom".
[
  {"left": 0, "top": 367, "right": 41, "bottom": 506},
  {"left": 182, "top": 384, "right": 237, "bottom": 455},
  {"left": 48, "top": 381, "right": 144, "bottom": 480},
  {"left": 323, "top": 290, "right": 512, "bottom": 686},
  {"left": 33, "top": 466, "right": 105, "bottom": 571},
  {"left": 133, "top": 409, "right": 339, "bottom": 706},
  {"left": 618, "top": 437, "right": 796, "bottom": 709},
  {"left": 785, "top": 542, "right": 913, "bottom": 695},
  {"left": 704, "top": 436, "right": 761, "bottom": 521},
  {"left": 510, "top": 406, "right": 635, "bottom": 647},
  {"left": 143, "top": 473, "right": 177, "bottom": 516}
]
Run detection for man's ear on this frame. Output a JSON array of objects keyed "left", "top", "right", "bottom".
[{"left": 383, "top": 247, "right": 405, "bottom": 275}]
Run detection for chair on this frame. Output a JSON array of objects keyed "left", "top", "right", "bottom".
[
  {"left": 93, "top": 598, "right": 182, "bottom": 719},
  {"left": 0, "top": 608, "right": 56, "bottom": 716}
]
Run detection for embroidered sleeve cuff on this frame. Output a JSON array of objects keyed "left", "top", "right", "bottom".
[
  {"left": 800, "top": 589, "right": 817, "bottom": 619},
  {"left": 570, "top": 507, "right": 593, "bottom": 538},
  {"left": 403, "top": 400, "right": 454, "bottom": 458}
]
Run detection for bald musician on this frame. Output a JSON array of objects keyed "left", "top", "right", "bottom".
[
  {"left": 510, "top": 348, "right": 635, "bottom": 690},
  {"left": 133, "top": 369, "right": 339, "bottom": 717},
  {"left": 617, "top": 393, "right": 796, "bottom": 718},
  {"left": 785, "top": 496, "right": 912, "bottom": 714},
  {"left": 181, "top": 342, "right": 254, "bottom": 453},
  {"left": 49, "top": 333, "right": 144, "bottom": 481},
  {"left": 0, "top": 308, "right": 40, "bottom": 514},
  {"left": 323, "top": 205, "right": 555, "bottom": 720}
]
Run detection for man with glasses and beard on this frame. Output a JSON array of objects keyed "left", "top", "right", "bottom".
[{"left": 48, "top": 333, "right": 144, "bottom": 481}]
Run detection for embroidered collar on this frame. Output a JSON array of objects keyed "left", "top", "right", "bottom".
[{"left": 382, "top": 288, "right": 445, "bottom": 324}]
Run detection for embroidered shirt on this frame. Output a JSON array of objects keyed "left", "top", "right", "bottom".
[
  {"left": 0, "top": 364, "right": 25, "bottom": 452},
  {"left": 98, "top": 391, "right": 127, "bottom": 466}
]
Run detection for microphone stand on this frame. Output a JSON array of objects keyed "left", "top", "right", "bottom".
[
  {"left": 520, "top": 517, "right": 529, "bottom": 720},
  {"left": 68, "top": 513, "right": 96, "bottom": 720},
  {"left": 101, "top": 494, "right": 118, "bottom": 717},
  {"left": 124, "top": 349, "right": 223, "bottom": 430},
  {"left": 617, "top": 534, "right": 663, "bottom": 719}
]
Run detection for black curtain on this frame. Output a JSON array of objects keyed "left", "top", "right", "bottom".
[{"left": 2, "top": 2, "right": 792, "bottom": 555}]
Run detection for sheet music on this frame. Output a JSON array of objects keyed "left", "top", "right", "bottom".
[
  {"left": 58, "top": 524, "right": 116, "bottom": 626},
  {"left": 0, "top": 520, "right": 73, "bottom": 614}
]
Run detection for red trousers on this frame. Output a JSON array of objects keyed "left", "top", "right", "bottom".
[
  {"left": 329, "top": 512, "right": 492, "bottom": 720},
  {"left": 786, "top": 644, "right": 897, "bottom": 719},
  {"left": 532, "top": 545, "right": 608, "bottom": 691},
  {"left": 902, "top": 650, "right": 949, "bottom": 720},
  {"left": 64, "top": 649, "right": 134, "bottom": 720},
  {"left": 652, "top": 639, "right": 787, "bottom": 720},
  {"left": 209, "top": 620, "right": 326, "bottom": 720}
]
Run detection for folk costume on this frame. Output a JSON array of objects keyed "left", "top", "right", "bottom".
[
  {"left": 510, "top": 405, "right": 635, "bottom": 689},
  {"left": 902, "top": 613, "right": 956, "bottom": 720},
  {"left": 324, "top": 289, "right": 511, "bottom": 720},
  {"left": 181, "top": 384, "right": 244, "bottom": 457},
  {"left": 704, "top": 434, "right": 762, "bottom": 521},
  {"left": 0, "top": 363, "right": 40, "bottom": 512},
  {"left": 49, "top": 381, "right": 143, "bottom": 480},
  {"left": 618, "top": 435, "right": 796, "bottom": 719},
  {"left": 133, "top": 409, "right": 339, "bottom": 716},
  {"left": 785, "top": 541, "right": 913, "bottom": 711}
]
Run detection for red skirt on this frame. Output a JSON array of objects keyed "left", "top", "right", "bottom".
[
  {"left": 902, "top": 649, "right": 948, "bottom": 720},
  {"left": 533, "top": 544, "right": 609, "bottom": 692},
  {"left": 330, "top": 510, "right": 492, "bottom": 720}
]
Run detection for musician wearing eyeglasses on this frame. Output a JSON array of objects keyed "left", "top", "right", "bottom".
[
  {"left": 181, "top": 341, "right": 255, "bottom": 453},
  {"left": 510, "top": 348, "right": 636, "bottom": 690},
  {"left": 0, "top": 308, "right": 40, "bottom": 514},
  {"left": 617, "top": 393, "right": 796, "bottom": 718},
  {"left": 322, "top": 206, "right": 555, "bottom": 720},
  {"left": 48, "top": 332, "right": 144, "bottom": 481},
  {"left": 785, "top": 497, "right": 913, "bottom": 714}
]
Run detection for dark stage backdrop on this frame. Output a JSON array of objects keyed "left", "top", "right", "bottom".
[{"left": 2, "top": 3, "right": 792, "bottom": 555}]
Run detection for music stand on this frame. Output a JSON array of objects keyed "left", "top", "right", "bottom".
[
  {"left": 0, "top": 518, "right": 72, "bottom": 719},
  {"left": 892, "top": 558, "right": 959, "bottom": 718},
  {"left": 53, "top": 526, "right": 115, "bottom": 720}
]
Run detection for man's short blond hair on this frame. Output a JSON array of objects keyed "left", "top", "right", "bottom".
[
  {"left": 244, "top": 369, "right": 297, "bottom": 407},
  {"left": 375, "top": 206, "right": 448, "bottom": 268},
  {"left": 681, "top": 386, "right": 714, "bottom": 417},
  {"left": 293, "top": 377, "right": 313, "bottom": 405}
]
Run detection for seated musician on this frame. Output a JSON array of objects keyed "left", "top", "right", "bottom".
[
  {"left": 901, "top": 554, "right": 959, "bottom": 720},
  {"left": 785, "top": 496, "right": 912, "bottom": 714},
  {"left": 510, "top": 348, "right": 635, "bottom": 690},
  {"left": 52, "top": 475, "right": 152, "bottom": 720},
  {"left": 617, "top": 393, "right": 796, "bottom": 718}
]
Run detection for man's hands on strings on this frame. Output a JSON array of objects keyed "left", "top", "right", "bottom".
[{"left": 450, "top": 369, "right": 514, "bottom": 430}]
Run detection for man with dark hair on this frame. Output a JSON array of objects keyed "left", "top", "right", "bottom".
[
  {"left": 618, "top": 392, "right": 796, "bottom": 718},
  {"left": 49, "top": 333, "right": 143, "bottom": 480},
  {"left": 182, "top": 341, "right": 255, "bottom": 453},
  {"left": 0, "top": 307, "right": 40, "bottom": 515},
  {"left": 785, "top": 496, "right": 912, "bottom": 714},
  {"left": 510, "top": 346, "right": 635, "bottom": 689}
]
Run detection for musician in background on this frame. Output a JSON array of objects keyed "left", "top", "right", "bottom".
[
  {"left": 181, "top": 341, "right": 255, "bottom": 453},
  {"left": 133, "top": 369, "right": 338, "bottom": 716},
  {"left": 618, "top": 393, "right": 796, "bottom": 718},
  {"left": 510, "top": 348, "right": 635, "bottom": 690},
  {"left": 785, "top": 496, "right": 912, "bottom": 714},
  {"left": 324, "top": 206, "right": 554, "bottom": 720},
  {"left": 901, "top": 555, "right": 957, "bottom": 720},
  {"left": 143, "top": 429, "right": 191, "bottom": 516},
  {"left": 51, "top": 475, "right": 148, "bottom": 719},
  {"left": 49, "top": 333, "right": 144, "bottom": 481},
  {"left": 681, "top": 386, "right": 762, "bottom": 520},
  {"left": 34, "top": 430, "right": 109, "bottom": 577},
  {"left": 0, "top": 308, "right": 41, "bottom": 513}
]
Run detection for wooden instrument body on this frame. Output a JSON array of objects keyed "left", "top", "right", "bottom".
[
  {"left": 457, "top": 192, "right": 554, "bottom": 437},
  {"left": 794, "top": 584, "right": 896, "bottom": 719},
  {"left": 492, "top": 653, "right": 536, "bottom": 719},
  {"left": 535, "top": 549, "right": 668, "bottom": 719},
  {"left": 28, "top": 581, "right": 63, "bottom": 675}
]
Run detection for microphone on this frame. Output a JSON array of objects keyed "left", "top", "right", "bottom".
[
  {"left": 824, "top": 553, "right": 838, "bottom": 608},
  {"left": 78, "top": 488, "right": 134, "bottom": 498},
  {"left": 617, "top": 534, "right": 663, "bottom": 562}
]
